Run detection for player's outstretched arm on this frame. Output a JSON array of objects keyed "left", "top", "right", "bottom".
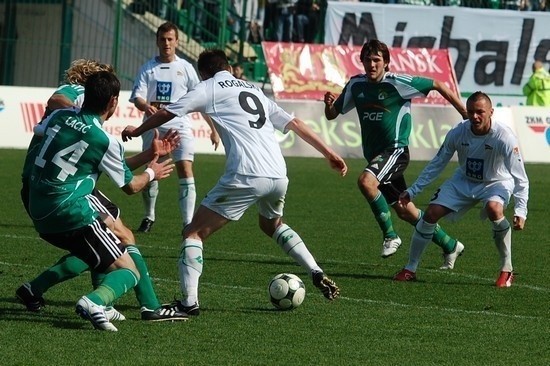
[
  {"left": 433, "top": 80, "right": 467, "bottom": 119},
  {"left": 286, "top": 118, "right": 347, "bottom": 176},
  {"left": 125, "top": 129, "right": 180, "bottom": 170},
  {"left": 121, "top": 109, "right": 176, "bottom": 142},
  {"left": 122, "top": 154, "right": 175, "bottom": 195}
]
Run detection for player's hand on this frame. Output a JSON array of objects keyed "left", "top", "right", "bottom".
[
  {"left": 122, "top": 125, "right": 138, "bottom": 142},
  {"left": 324, "top": 92, "right": 335, "bottom": 106},
  {"left": 153, "top": 129, "right": 180, "bottom": 157},
  {"left": 327, "top": 153, "right": 347, "bottom": 177},
  {"left": 210, "top": 129, "right": 220, "bottom": 151},
  {"left": 144, "top": 105, "right": 158, "bottom": 117},
  {"left": 147, "top": 154, "right": 174, "bottom": 181},
  {"left": 398, "top": 191, "right": 411, "bottom": 207},
  {"left": 513, "top": 216, "right": 525, "bottom": 230}
]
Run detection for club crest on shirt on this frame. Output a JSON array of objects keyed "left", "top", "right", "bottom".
[
  {"left": 466, "top": 158, "right": 484, "bottom": 180},
  {"left": 156, "top": 81, "right": 172, "bottom": 102}
]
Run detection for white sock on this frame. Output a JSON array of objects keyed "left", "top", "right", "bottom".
[
  {"left": 142, "top": 180, "right": 159, "bottom": 221},
  {"left": 178, "top": 238, "right": 203, "bottom": 306},
  {"left": 273, "top": 224, "right": 321, "bottom": 274},
  {"left": 405, "top": 219, "right": 436, "bottom": 272},
  {"left": 178, "top": 177, "right": 196, "bottom": 227},
  {"left": 492, "top": 217, "right": 512, "bottom": 272}
]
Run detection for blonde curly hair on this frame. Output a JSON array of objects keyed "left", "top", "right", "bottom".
[{"left": 63, "top": 59, "right": 114, "bottom": 85}]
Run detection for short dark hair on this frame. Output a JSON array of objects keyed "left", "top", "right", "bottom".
[
  {"left": 82, "top": 71, "right": 120, "bottom": 114},
  {"left": 156, "top": 22, "right": 179, "bottom": 39},
  {"left": 360, "top": 39, "right": 390, "bottom": 71},
  {"left": 198, "top": 49, "right": 230, "bottom": 79},
  {"left": 466, "top": 91, "right": 492, "bottom": 107}
]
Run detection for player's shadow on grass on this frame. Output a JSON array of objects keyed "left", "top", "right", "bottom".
[
  {"left": 142, "top": 253, "right": 179, "bottom": 260},
  {"left": 243, "top": 307, "right": 294, "bottom": 314},
  {"left": 206, "top": 256, "right": 299, "bottom": 267},
  {"left": 2, "top": 297, "right": 146, "bottom": 330},
  {"left": 3, "top": 296, "right": 137, "bottom": 315},
  {"left": 332, "top": 272, "right": 394, "bottom": 281},
  {"left": 0, "top": 301, "right": 83, "bottom": 329}
]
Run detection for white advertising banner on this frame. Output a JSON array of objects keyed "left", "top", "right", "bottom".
[
  {"left": 3, "top": 86, "right": 548, "bottom": 163},
  {"left": 0, "top": 86, "right": 222, "bottom": 154},
  {"left": 325, "top": 2, "right": 550, "bottom": 106},
  {"left": 511, "top": 106, "right": 550, "bottom": 163}
]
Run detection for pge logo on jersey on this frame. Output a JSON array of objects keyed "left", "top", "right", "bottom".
[{"left": 524, "top": 114, "right": 550, "bottom": 145}]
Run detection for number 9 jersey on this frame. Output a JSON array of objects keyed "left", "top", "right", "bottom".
[{"left": 165, "top": 70, "right": 294, "bottom": 180}]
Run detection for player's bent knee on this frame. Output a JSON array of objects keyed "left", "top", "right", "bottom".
[
  {"left": 485, "top": 201, "right": 504, "bottom": 220},
  {"left": 357, "top": 175, "right": 378, "bottom": 197},
  {"left": 259, "top": 216, "right": 281, "bottom": 237},
  {"left": 110, "top": 253, "right": 140, "bottom": 280},
  {"left": 114, "top": 224, "right": 135, "bottom": 244}
]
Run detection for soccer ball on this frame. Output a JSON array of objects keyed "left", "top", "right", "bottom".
[{"left": 268, "top": 273, "right": 306, "bottom": 310}]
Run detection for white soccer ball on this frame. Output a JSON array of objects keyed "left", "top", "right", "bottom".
[{"left": 268, "top": 273, "right": 306, "bottom": 310}]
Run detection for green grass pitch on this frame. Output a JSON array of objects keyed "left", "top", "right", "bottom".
[{"left": 0, "top": 149, "right": 548, "bottom": 365}]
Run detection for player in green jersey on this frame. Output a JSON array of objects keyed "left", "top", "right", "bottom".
[
  {"left": 17, "top": 60, "right": 188, "bottom": 323},
  {"left": 26, "top": 71, "right": 184, "bottom": 331},
  {"left": 324, "top": 39, "right": 469, "bottom": 270},
  {"left": 21, "top": 59, "right": 112, "bottom": 203}
]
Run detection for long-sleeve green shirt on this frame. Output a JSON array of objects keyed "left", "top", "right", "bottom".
[{"left": 522, "top": 68, "right": 550, "bottom": 106}]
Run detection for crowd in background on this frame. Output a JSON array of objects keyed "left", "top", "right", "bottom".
[
  {"left": 131, "top": 0, "right": 550, "bottom": 49},
  {"left": 187, "top": 1, "right": 324, "bottom": 44}
]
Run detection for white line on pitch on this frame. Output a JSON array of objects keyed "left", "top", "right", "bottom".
[
  {"left": 152, "top": 276, "right": 548, "bottom": 321},
  {"left": 2, "top": 235, "right": 548, "bottom": 293}
]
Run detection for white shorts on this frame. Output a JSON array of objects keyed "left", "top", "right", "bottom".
[
  {"left": 141, "top": 125, "right": 194, "bottom": 163},
  {"left": 430, "top": 174, "right": 513, "bottom": 221},
  {"left": 201, "top": 174, "right": 288, "bottom": 221}
]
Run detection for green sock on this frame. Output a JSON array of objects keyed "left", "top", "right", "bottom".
[
  {"left": 86, "top": 268, "right": 138, "bottom": 306},
  {"left": 127, "top": 245, "right": 161, "bottom": 310},
  {"left": 90, "top": 271, "right": 113, "bottom": 306},
  {"left": 432, "top": 225, "right": 457, "bottom": 254},
  {"left": 414, "top": 210, "right": 457, "bottom": 253},
  {"left": 368, "top": 192, "right": 397, "bottom": 239},
  {"left": 29, "top": 254, "right": 88, "bottom": 295}
]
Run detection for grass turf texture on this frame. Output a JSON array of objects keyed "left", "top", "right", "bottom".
[{"left": 0, "top": 149, "right": 548, "bottom": 365}]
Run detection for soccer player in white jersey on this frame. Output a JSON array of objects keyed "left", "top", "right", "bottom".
[
  {"left": 324, "top": 39, "right": 469, "bottom": 269},
  {"left": 394, "top": 92, "right": 529, "bottom": 287},
  {"left": 122, "top": 49, "right": 348, "bottom": 315},
  {"left": 130, "top": 21, "right": 219, "bottom": 233}
]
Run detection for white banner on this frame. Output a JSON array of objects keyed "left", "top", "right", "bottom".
[
  {"left": 0, "top": 86, "right": 222, "bottom": 154},
  {"left": 3, "top": 86, "right": 548, "bottom": 163},
  {"left": 511, "top": 106, "right": 550, "bottom": 163},
  {"left": 325, "top": 2, "right": 550, "bottom": 106}
]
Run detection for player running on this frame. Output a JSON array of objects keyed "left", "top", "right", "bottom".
[
  {"left": 324, "top": 39, "right": 468, "bottom": 269},
  {"left": 122, "top": 49, "right": 347, "bottom": 315}
]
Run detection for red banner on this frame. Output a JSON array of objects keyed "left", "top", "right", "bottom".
[{"left": 262, "top": 42, "right": 460, "bottom": 105}]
